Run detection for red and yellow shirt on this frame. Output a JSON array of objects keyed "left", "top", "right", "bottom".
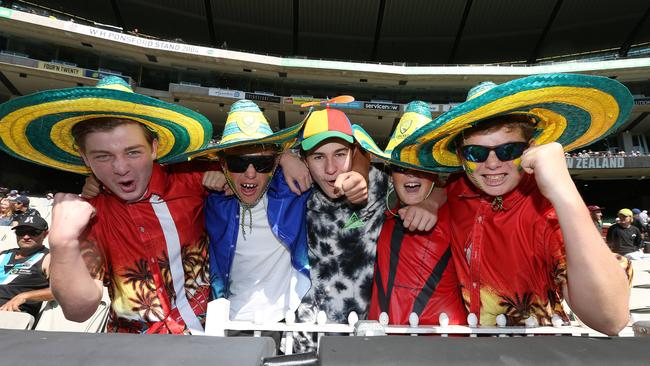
[
  {"left": 446, "top": 174, "right": 569, "bottom": 326},
  {"left": 83, "top": 163, "right": 210, "bottom": 334}
]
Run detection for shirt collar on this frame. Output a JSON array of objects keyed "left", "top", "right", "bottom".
[
  {"left": 141, "top": 163, "right": 167, "bottom": 200},
  {"left": 458, "top": 173, "right": 536, "bottom": 211}
]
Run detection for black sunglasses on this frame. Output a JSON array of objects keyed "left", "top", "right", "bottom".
[
  {"left": 15, "top": 228, "right": 43, "bottom": 237},
  {"left": 387, "top": 164, "right": 410, "bottom": 174},
  {"left": 460, "top": 142, "right": 528, "bottom": 163},
  {"left": 224, "top": 155, "right": 277, "bottom": 173}
]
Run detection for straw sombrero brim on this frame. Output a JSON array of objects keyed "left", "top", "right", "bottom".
[
  {"left": 352, "top": 124, "right": 442, "bottom": 173},
  {"left": 165, "top": 120, "right": 305, "bottom": 164},
  {"left": 393, "top": 73, "right": 633, "bottom": 171},
  {"left": 0, "top": 87, "right": 212, "bottom": 174}
]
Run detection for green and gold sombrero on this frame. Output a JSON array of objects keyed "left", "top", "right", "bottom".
[
  {"left": 0, "top": 76, "right": 212, "bottom": 174},
  {"left": 353, "top": 100, "right": 440, "bottom": 172},
  {"left": 393, "top": 73, "right": 634, "bottom": 172},
  {"left": 166, "top": 99, "right": 303, "bottom": 162}
]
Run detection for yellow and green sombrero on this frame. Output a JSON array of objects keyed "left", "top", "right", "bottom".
[
  {"left": 393, "top": 73, "right": 634, "bottom": 173},
  {"left": 166, "top": 99, "right": 303, "bottom": 163},
  {"left": 0, "top": 76, "right": 212, "bottom": 174},
  {"left": 353, "top": 100, "right": 440, "bottom": 173}
]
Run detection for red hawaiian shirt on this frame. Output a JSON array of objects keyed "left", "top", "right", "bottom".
[
  {"left": 369, "top": 204, "right": 467, "bottom": 325},
  {"left": 445, "top": 173, "right": 569, "bottom": 326},
  {"left": 83, "top": 163, "right": 210, "bottom": 334}
]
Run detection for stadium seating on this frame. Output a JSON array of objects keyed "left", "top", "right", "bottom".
[
  {"left": 0, "top": 311, "right": 35, "bottom": 330},
  {"left": 34, "top": 287, "right": 110, "bottom": 333}
]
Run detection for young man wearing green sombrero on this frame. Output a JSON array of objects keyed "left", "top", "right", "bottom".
[
  {"left": 354, "top": 101, "right": 467, "bottom": 326},
  {"left": 0, "top": 76, "right": 224, "bottom": 334},
  {"left": 394, "top": 74, "right": 632, "bottom": 334},
  {"left": 179, "top": 100, "right": 315, "bottom": 327}
]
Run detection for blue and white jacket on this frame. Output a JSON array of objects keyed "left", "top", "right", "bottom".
[{"left": 205, "top": 168, "right": 312, "bottom": 301}]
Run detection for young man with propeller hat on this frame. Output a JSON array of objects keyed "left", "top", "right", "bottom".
[{"left": 394, "top": 73, "right": 633, "bottom": 334}]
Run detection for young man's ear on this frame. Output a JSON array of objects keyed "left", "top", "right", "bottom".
[
  {"left": 150, "top": 139, "right": 159, "bottom": 160},
  {"left": 78, "top": 149, "right": 90, "bottom": 167}
]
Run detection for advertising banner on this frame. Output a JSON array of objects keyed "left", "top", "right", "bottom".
[
  {"left": 208, "top": 88, "right": 245, "bottom": 99},
  {"left": 37, "top": 61, "right": 83, "bottom": 76},
  {"left": 245, "top": 92, "right": 281, "bottom": 103}
]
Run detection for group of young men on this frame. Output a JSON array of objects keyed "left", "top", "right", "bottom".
[{"left": 0, "top": 73, "right": 634, "bottom": 343}]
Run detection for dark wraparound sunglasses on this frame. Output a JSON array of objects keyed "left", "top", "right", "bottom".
[
  {"left": 224, "top": 155, "right": 277, "bottom": 173},
  {"left": 460, "top": 142, "right": 528, "bottom": 163},
  {"left": 387, "top": 164, "right": 410, "bottom": 174},
  {"left": 15, "top": 228, "right": 44, "bottom": 237}
]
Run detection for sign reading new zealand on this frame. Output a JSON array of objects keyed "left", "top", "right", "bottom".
[{"left": 566, "top": 157, "right": 625, "bottom": 169}]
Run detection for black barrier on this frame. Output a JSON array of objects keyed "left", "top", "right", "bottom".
[
  {"left": 0, "top": 330, "right": 276, "bottom": 366},
  {"left": 318, "top": 335, "right": 650, "bottom": 366},
  {"left": 262, "top": 351, "right": 318, "bottom": 366}
]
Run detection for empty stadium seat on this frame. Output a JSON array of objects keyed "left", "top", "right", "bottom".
[
  {"left": 0, "top": 226, "right": 17, "bottom": 252},
  {"left": 34, "top": 287, "right": 110, "bottom": 333},
  {"left": 0, "top": 310, "right": 35, "bottom": 330}
]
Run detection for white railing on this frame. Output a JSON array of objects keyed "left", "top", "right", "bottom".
[{"left": 204, "top": 299, "right": 626, "bottom": 355}]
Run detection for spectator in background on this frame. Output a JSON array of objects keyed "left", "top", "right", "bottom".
[
  {"left": 7, "top": 190, "right": 19, "bottom": 201},
  {"left": 0, "top": 198, "right": 14, "bottom": 226},
  {"left": 640, "top": 210, "right": 649, "bottom": 227},
  {"left": 588, "top": 205, "right": 605, "bottom": 233},
  {"left": 607, "top": 209, "right": 644, "bottom": 259},
  {"left": 10, "top": 196, "right": 41, "bottom": 226},
  {"left": 631, "top": 208, "right": 647, "bottom": 238},
  {"left": 0, "top": 187, "right": 8, "bottom": 198},
  {"left": 0, "top": 216, "right": 54, "bottom": 318}
]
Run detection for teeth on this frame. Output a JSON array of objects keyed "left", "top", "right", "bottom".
[
  {"left": 242, "top": 183, "right": 257, "bottom": 189},
  {"left": 404, "top": 183, "right": 420, "bottom": 188},
  {"left": 484, "top": 174, "right": 505, "bottom": 181}
]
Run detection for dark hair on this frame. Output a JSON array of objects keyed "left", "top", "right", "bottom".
[
  {"left": 458, "top": 114, "right": 537, "bottom": 146},
  {"left": 71, "top": 117, "right": 157, "bottom": 151},
  {"left": 217, "top": 143, "right": 281, "bottom": 157}
]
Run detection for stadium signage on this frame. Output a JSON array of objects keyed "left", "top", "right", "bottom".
[
  {"left": 284, "top": 96, "right": 321, "bottom": 105},
  {"left": 208, "top": 88, "right": 244, "bottom": 99},
  {"left": 37, "top": 61, "right": 83, "bottom": 76},
  {"left": 363, "top": 102, "right": 400, "bottom": 111},
  {"left": 245, "top": 93, "right": 281, "bottom": 103},
  {"left": 566, "top": 157, "right": 625, "bottom": 169},
  {"left": 634, "top": 97, "right": 650, "bottom": 105}
]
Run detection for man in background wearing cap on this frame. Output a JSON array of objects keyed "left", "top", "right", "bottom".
[
  {"left": 588, "top": 205, "right": 605, "bottom": 234},
  {"left": 10, "top": 196, "right": 41, "bottom": 226},
  {"left": 631, "top": 208, "right": 648, "bottom": 239},
  {"left": 0, "top": 216, "right": 54, "bottom": 318},
  {"left": 295, "top": 107, "right": 438, "bottom": 352},
  {"left": 607, "top": 209, "right": 644, "bottom": 259}
]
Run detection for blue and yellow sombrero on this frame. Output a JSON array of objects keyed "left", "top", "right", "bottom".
[
  {"left": 166, "top": 99, "right": 303, "bottom": 162},
  {"left": 393, "top": 73, "right": 634, "bottom": 172},
  {"left": 353, "top": 101, "right": 440, "bottom": 172},
  {"left": 0, "top": 76, "right": 212, "bottom": 174}
]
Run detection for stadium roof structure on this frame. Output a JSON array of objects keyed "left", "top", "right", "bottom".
[{"left": 23, "top": 0, "right": 650, "bottom": 65}]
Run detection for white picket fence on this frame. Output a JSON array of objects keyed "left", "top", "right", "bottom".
[{"left": 204, "top": 299, "right": 632, "bottom": 355}]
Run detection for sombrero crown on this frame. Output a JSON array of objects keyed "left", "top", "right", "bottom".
[
  {"left": 353, "top": 101, "right": 439, "bottom": 172},
  {"left": 0, "top": 76, "right": 212, "bottom": 174},
  {"left": 393, "top": 73, "right": 634, "bottom": 172},
  {"left": 165, "top": 99, "right": 303, "bottom": 162}
]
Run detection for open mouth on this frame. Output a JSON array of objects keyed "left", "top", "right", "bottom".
[
  {"left": 118, "top": 180, "right": 136, "bottom": 193},
  {"left": 240, "top": 182, "right": 259, "bottom": 196},
  {"left": 481, "top": 173, "right": 506, "bottom": 186},
  {"left": 403, "top": 182, "right": 421, "bottom": 193}
]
